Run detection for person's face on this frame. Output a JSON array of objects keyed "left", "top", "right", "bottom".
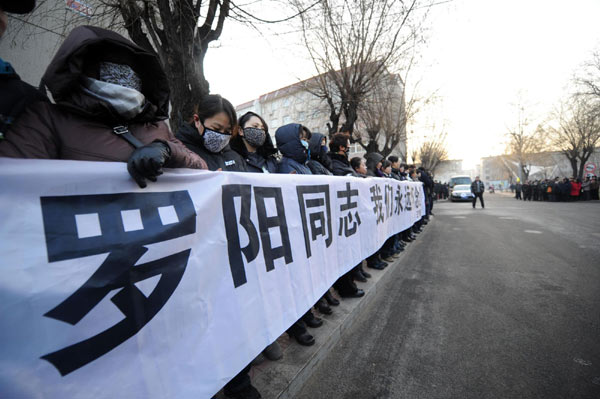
[
  {"left": 376, "top": 161, "right": 382, "bottom": 170},
  {"left": 299, "top": 128, "right": 310, "bottom": 141},
  {"left": 384, "top": 165, "right": 392, "bottom": 174},
  {"left": 321, "top": 137, "right": 326, "bottom": 147},
  {"left": 242, "top": 115, "right": 264, "bottom": 133},
  {"left": 399, "top": 166, "right": 405, "bottom": 172},
  {"left": 392, "top": 161, "right": 400, "bottom": 169},
  {"left": 357, "top": 159, "right": 367, "bottom": 175},
  {"left": 0, "top": 8, "right": 7, "bottom": 39},
  {"left": 194, "top": 111, "right": 232, "bottom": 136}
]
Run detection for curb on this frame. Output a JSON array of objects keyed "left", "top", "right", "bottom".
[{"left": 242, "top": 222, "right": 432, "bottom": 399}]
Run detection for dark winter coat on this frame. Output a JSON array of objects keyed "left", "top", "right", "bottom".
[
  {"left": 0, "top": 26, "right": 206, "bottom": 169},
  {"left": 0, "top": 58, "right": 48, "bottom": 138},
  {"left": 306, "top": 132, "right": 332, "bottom": 175},
  {"left": 329, "top": 152, "right": 358, "bottom": 177},
  {"left": 471, "top": 180, "right": 485, "bottom": 194},
  {"left": 229, "top": 131, "right": 279, "bottom": 173},
  {"left": 365, "top": 153, "right": 384, "bottom": 177},
  {"left": 176, "top": 123, "right": 247, "bottom": 172},
  {"left": 275, "top": 123, "right": 311, "bottom": 174}
]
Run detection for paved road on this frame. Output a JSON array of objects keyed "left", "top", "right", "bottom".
[{"left": 294, "top": 194, "right": 600, "bottom": 399}]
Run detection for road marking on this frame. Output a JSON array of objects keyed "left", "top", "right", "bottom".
[
  {"left": 452, "top": 227, "right": 461, "bottom": 231},
  {"left": 524, "top": 230, "right": 542, "bottom": 234},
  {"left": 579, "top": 245, "right": 587, "bottom": 249},
  {"left": 453, "top": 216, "right": 466, "bottom": 219},
  {"left": 574, "top": 358, "right": 592, "bottom": 366},
  {"left": 499, "top": 217, "right": 517, "bottom": 220}
]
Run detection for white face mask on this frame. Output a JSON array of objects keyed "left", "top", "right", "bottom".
[{"left": 202, "top": 128, "right": 231, "bottom": 153}]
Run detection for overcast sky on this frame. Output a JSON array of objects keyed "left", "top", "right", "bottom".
[{"left": 205, "top": 0, "right": 600, "bottom": 167}]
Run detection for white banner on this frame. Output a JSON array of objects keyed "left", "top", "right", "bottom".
[{"left": 0, "top": 158, "right": 425, "bottom": 398}]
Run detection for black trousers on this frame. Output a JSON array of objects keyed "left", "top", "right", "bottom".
[
  {"left": 473, "top": 192, "right": 484, "bottom": 208},
  {"left": 224, "top": 364, "right": 252, "bottom": 396}
]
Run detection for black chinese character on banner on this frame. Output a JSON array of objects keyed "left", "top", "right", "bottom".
[
  {"left": 384, "top": 184, "right": 394, "bottom": 219},
  {"left": 39, "top": 191, "right": 196, "bottom": 376},
  {"left": 370, "top": 184, "right": 384, "bottom": 224},
  {"left": 394, "top": 185, "right": 404, "bottom": 215},
  {"left": 297, "top": 185, "right": 333, "bottom": 258},
  {"left": 222, "top": 185, "right": 293, "bottom": 288},
  {"left": 337, "top": 182, "right": 361, "bottom": 237},
  {"left": 405, "top": 185, "right": 413, "bottom": 211}
]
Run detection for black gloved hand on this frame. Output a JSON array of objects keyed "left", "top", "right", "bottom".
[{"left": 127, "top": 141, "right": 171, "bottom": 188}]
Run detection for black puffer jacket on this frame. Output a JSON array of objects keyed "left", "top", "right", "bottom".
[
  {"left": 365, "top": 153, "right": 384, "bottom": 177},
  {"left": 0, "top": 59, "right": 48, "bottom": 138},
  {"left": 306, "top": 132, "right": 332, "bottom": 175},
  {"left": 229, "top": 131, "right": 278, "bottom": 173},
  {"left": 329, "top": 152, "right": 358, "bottom": 177},
  {"left": 176, "top": 123, "right": 247, "bottom": 172}
]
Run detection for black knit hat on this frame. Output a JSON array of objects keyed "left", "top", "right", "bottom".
[{"left": 1, "top": 0, "right": 36, "bottom": 14}]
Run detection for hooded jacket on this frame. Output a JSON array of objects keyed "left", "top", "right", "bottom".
[
  {"left": 275, "top": 123, "right": 311, "bottom": 174},
  {"left": 329, "top": 152, "right": 358, "bottom": 177},
  {"left": 0, "top": 26, "right": 206, "bottom": 169},
  {"left": 306, "top": 132, "right": 332, "bottom": 175},
  {"left": 365, "top": 153, "right": 384, "bottom": 177},
  {"left": 176, "top": 123, "right": 247, "bottom": 172},
  {"left": 229, "top": 131, "right": 278, "bottom": 173}
]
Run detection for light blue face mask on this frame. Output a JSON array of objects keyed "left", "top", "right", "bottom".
[{"left": 300, "top": 139, "right": 311, "bottom": 161}]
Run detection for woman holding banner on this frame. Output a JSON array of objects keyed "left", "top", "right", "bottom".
[
  {"left": 177, "top": 96, "right": 261, "bottom": 399},
  {"left": 0, "top": 26, "right": 208, "bottom": 187}
]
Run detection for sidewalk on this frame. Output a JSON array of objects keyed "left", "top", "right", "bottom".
[{"left": 216, "top": 221, "right": 432, "bottom": 399}]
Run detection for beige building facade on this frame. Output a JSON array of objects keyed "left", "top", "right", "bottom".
[{"left": 236, "top": 74, "right": 407, "bottom": 160}]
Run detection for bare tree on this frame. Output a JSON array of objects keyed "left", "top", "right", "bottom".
[
  {"left": 546, "top": 96, "right": 600, "bottom": 178},
  {"left": 413, "top": 131, "right": 448, "bottom": 172},
  {"left": 7, "top": 0, "right": 305, "bottom": 126},
  {"left": 576, "top": 50, "right": 600, "bottom": 99},
  {"left": 295, "top": 0, "right": 431, "bottom": 137},
  {"left": 505, "top": 100, "right": 546, "bottom": 181},
  {"left": 354, "top": 73, "right": 407, "bottom": 158}
]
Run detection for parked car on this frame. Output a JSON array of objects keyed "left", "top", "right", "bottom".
[
  {"left": 450, "top": 184, "right": 475, "bottom": 202},
  {"left": 449, "top": 175, "right": 472, "bottom": 198}
]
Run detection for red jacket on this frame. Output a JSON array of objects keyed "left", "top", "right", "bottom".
[{"left": 570, "top": 181, "right": 582, "bottom": 196}]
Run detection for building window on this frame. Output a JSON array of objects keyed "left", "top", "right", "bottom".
[{"left": 348, "top": 143, "right": 361, "bottom": 154}]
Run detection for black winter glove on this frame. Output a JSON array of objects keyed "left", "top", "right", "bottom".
[{"left": 127, "top": 141, "right": 171, "bottom": 188}]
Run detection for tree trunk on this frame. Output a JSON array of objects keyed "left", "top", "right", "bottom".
[{"left": 569, "top": 157, "right": 578, "bottom": 179}]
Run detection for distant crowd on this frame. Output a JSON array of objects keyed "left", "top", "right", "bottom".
[{"left": 511, "top": 176, "right": 600, "bottom": 202}]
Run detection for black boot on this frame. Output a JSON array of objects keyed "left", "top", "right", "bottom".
[
  {"left": 303, "top": 311, "right": 323, "bottom": 328},
  {"left": 339, "top": 288, "right": 365, "bottom": 298},
  {"left": 352, "top": 267, "right": 367, "bottom": 282},
  {"left": 324, "top": 290, "right": 340, "bottom": 306},
  {"left": 317, "top": 299, "right": 333, "bottom": 315},
  {"left": 358, "top": 264, "right": 371, "bottom": 278},
  {"left": 294, "top": 332, "right": 315, "bottom": 346}
]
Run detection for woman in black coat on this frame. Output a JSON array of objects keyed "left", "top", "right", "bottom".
[
  {"left": 230, "top": 111, "right": 278, "bottom": 173},
  {"left": 177, "top": 95, "right": 258, "bottom": 399},
  {"left": 176, "top": 94, "right": 247, "bottom": 172}
]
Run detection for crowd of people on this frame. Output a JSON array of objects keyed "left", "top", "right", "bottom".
[
  {"left": 512, "top": 177, "right": 600, "bottom": 202},
  {"left": 0, "top": 10, "right": 436, "bottom": 399}
]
